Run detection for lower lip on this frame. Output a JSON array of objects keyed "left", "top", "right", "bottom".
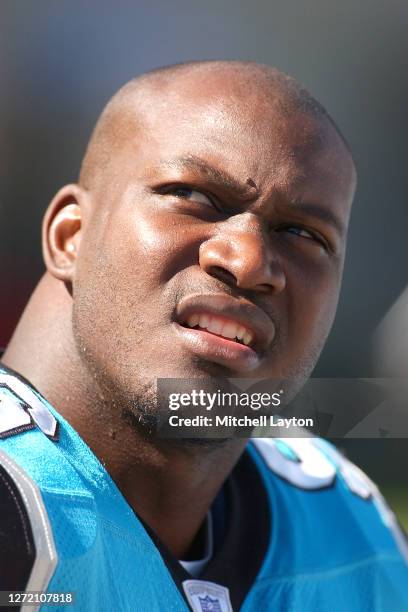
[{"left": 173, "top": 323, "right": 261, "bottom": 373}]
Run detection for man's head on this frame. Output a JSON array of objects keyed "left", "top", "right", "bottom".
[{"left": 42, "top": 61, "right": 356, "bottom": 425}]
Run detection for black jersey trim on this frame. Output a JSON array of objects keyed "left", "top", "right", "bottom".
[
  {"left": 0, "top": 463, "right": 36, "bottom": 594},
  {"left": 200, "top": 450, "right": 270, "bottom": 609},
  {"left": 0, "top": 450, "right": 58, "bottom": 596},
  {"left": 0, "top": 421, "right": 37, "bottom": 440},
  {"left": 137, "top": 450, "right": 270, "bottom": 611}
]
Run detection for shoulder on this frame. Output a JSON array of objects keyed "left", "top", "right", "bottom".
[
  {"left": 0, "top": 365, "right": 84, "bottom": 489},
  {"left": 244, "top": 437, "right": 408, "bottom": 608},
  {"left": 249, "top": 436, "right": 408, "bottom": 567},
  {"left": 0, "top": 365, "right": 94, "bottom": 591},
  {"left": 0, "top": 446, "right": 58, "bottom": 591}
]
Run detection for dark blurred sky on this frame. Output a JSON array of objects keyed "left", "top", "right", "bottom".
[{"left": 1, "top": 0, "right": 407, "bottom": 376}]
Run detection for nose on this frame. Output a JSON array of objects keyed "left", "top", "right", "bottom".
[{"left": 199, "top": 213, "right": 286, "bottom": 294}]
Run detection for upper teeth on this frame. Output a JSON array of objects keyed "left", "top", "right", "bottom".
[{"left": 185, "top": 314, "right": 254, "bottom": 346}]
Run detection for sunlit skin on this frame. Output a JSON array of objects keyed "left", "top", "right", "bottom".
[{"left": 2, "top": 62, "right": 356, "bottom": 558}]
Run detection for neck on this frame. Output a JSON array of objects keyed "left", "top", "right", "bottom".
[{"left": 2, "top": 273, "right": 247, "bottom": 558}]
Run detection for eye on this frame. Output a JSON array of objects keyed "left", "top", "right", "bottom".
[
  {"left": 284, "top": 226, "right": 315, "bottom": 240},
  {"left": 169, "top": 186, "right": 214, "bottom": 208},
  {"left": 278, "top": 225, "right": 328, "bottom": 250}
]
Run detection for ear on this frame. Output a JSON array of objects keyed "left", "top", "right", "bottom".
[{"left": 42, "top": 184, "right": 88, "bottom": 282}]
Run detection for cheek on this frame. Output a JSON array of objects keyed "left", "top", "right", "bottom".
[
  {"left": 287, "top": 261, "right": 342, "bottom": 349},
  {"left": 72, "top": 210, "right": 196, "bottom": 347},
  {"left": 269, "top": 253, "right": 342, "bottom": 372},
  {"left": 74, "top": 238, "right": 152, "bottom": 336},
  {"left": 71, "top": 240, "right": 160, "bottom": 389},
  {"left": 126, "top": 214, "right": 196, "bottom": 284}
]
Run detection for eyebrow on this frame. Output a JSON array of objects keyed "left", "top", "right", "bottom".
[
  {"left": 156, "top": 155, "right": 258, "bottom": 200},
  {"left": 155, "top": 155, "right": 345, "bottom": 234}
]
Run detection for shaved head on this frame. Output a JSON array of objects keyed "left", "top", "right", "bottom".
[{"left": 79, "top": 61, "right": 354, "bottom": 191}]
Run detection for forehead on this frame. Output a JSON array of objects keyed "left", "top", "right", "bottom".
[{"left": 109, "top": 75, "right": 355, "bottom": 210}]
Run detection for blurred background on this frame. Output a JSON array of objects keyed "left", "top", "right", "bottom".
[{"left": 0, "top": 1, "right": 407, "bottom": 527}]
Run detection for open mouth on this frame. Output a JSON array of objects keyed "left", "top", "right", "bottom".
[
  {"left": 180, "top": 313, "right": 255, "bottom": 347},
  {"left": 173, "top": 292, "right": 275, "bottom": 372}
]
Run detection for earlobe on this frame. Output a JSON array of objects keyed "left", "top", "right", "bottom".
[{"left": 42, "top": 184, "right": 84, "bottom": 282}]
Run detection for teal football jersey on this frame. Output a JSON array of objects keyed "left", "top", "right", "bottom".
[{"left": 0, "top": 364, "right": 408, "bottom": 611}]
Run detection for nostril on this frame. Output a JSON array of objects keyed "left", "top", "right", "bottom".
[{"left": 207, "top": 266, "right": 237, "bottom": 287}]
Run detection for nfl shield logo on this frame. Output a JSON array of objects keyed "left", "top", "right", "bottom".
[
  {"left": 183, "top": 579, "right": 233, "bottom": 612},
  {"left": 198, "top": 594, "right": 222, "bottom": 611}
]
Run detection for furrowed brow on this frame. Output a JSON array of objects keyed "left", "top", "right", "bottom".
[{"left": 156, "top": 155, "right": 258, "bottom": 200}]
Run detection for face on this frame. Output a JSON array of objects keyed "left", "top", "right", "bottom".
[{"left": 71, "top": 74, "right": 356, "bottom": 415}]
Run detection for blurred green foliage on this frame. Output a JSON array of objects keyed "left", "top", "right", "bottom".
[{"left": 382, "top": 486, "right": 408, "bottom": 532}]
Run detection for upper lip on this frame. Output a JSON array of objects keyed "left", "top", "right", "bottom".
[{"left": 174, "top": 293, "right": 276, "bottom": 353}]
